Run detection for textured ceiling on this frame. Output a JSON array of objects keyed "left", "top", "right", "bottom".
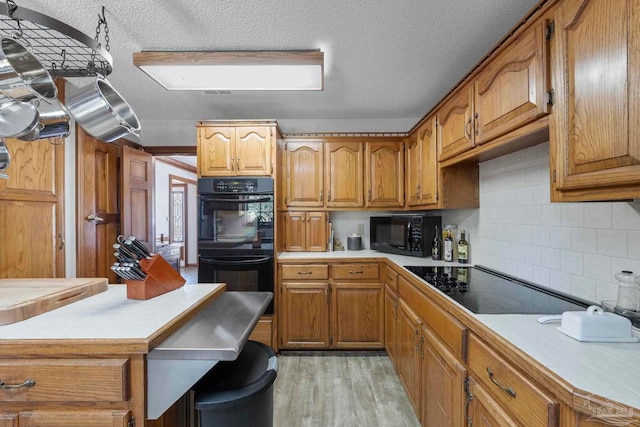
[{"left": 12, "top": 0, "right": 539, "bottom": 144}]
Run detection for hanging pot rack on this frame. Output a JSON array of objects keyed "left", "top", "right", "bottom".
[{"left": 0, "top": 2, "right": 112, "bottom": 78}]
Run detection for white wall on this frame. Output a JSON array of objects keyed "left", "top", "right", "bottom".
[
  {"left": 446, "top": 142, "right": 640, "bottom": 304},
  {"left": 154, "top": 161, "right": 197, "bottom": 265}
]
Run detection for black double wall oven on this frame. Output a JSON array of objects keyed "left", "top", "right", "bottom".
[{"left": 197, "top": 177, "right": 274, "bottom": 314}]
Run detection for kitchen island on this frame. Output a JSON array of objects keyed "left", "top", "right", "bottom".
[{"left": 0, "top": 282, "right": 271, "bottom": 426}]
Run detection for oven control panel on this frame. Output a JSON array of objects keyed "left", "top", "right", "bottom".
[{"left": 213, "top": 178, "right": 258, "bottom": 192}]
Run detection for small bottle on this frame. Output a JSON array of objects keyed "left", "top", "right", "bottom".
[
  {"left": 458, "top": 230, "right": 469, "bottom": 263},
  {"left": 444, "top": 230, "right": 453, "bottom": 262},
  {"left": 432, "top": 225, "right": 442, "bottom": 260}
]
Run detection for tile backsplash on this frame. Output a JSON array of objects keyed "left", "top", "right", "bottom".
[{"left": 447, "top": 142, "right": 640, "bottom": 304}]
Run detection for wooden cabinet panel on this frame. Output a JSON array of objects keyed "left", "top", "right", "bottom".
[
  {"left": 198, "top": 126, "right": 235, "bottom": 176},
  {"left": 406, "top": 134, "right": 421, "bottom": 206},
  {"left": 0, "top": 359, "right": 129, "bottom": 403},
  {"left": 18, "top": 410, "right": 131, "bottom": 427},
  {"left": 384, "top": 283, "right": 399, "bottom": 369},
  {"left": 331, "top": 263, "right": 379, "bottom": 280},
  {"left": 397, "top": 297, "right": 422, "bottom": 418},
  {"left": 474, "top": 19, "right": 549, "bottom": 144},
  {"left": 281, "top": 264, "right": 329, "bottom": 280},
  {"left": 280, "top": 282, "right": 330, "bottom": 348},
  {"left": 283, "top": 211, "right": 327, "bottom": 252},
  {"left": 236, "top": 126, "right": 272, "bottom": 176},
  {"left": 365, "top": 140, "right": 404, "bottom": 207},
  {"left": 306, "top": 212, "right": 328, "bottom": 251},
  {"left": 468, "top": 377, "right": 518, "bottom": 427},
  {"left": 0, "top": 414, "right": 15, "bottom": 427},
  {"left": 331, "top": 283, "right": 384, "bottom": 348},
  {"left": 437, "top": 84, "right": 474, "bottom": 162},
  {"left": 325, "top": 142, "right": 364, "bottom": 207},
  {"left": 468, "top": 334, "right": 558, "bottom": 427},
  {"left": 285, "top": 141, "right": 324, "bottom": 207},
  {"left": 417, "top": 116, "right": 438, "bottom": 205},
  {"left": 550, "top": 0, "right": 640, "bottom": 200},
  {"left": 421, "top": 326, "right": 466, "bottom": 427}
]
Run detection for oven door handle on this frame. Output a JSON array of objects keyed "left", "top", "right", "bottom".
[
  {"left": 199, "top": 257, "right": 272, "bottom": 266},
  {"left": 200, "top": 196, "right": 273, "bottom": 203}
]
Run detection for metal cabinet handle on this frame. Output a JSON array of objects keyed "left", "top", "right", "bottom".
[
  {"left": 414, "top": 329, "right": 421, "bottom": 350},
  {"left": 86, "top": 214, "right": 104, "bottom": 222},
  {"left": 320, "top": 189, "right": 323, "bottom": 202},
  {"left": 298, "top": 271, "right": 312, "bottom": 275},
  {"left": 58, "top": 233, "right": 65, "bottom": 250},
  {"left": 486, "top": 367, "right": 516, "bottom": 397},
  {"left": 349, "top": 270, "right": 364, "bottom": 274},
  {"left": 236, "top": 157, "right": 240, "bottom": 170},
  {"left": 230, "top": 157, "right": 235, "bottom": 171},
  {"left": 0, "top": 379, "right": 35, "bottom": 389},
  {"left": 474, "top": 112, "right": 479, "bottom": 136},
  {"left": 465, "top": 118, "right": 472, "bottom": 139}
]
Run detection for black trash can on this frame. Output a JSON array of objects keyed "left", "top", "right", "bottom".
[{"left": 193, "top": 340, "right": 278, "bottom": 427}]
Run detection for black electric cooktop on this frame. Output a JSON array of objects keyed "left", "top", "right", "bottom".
[{"left": 404, "top": 265, "right": 591, "bottom": 314}]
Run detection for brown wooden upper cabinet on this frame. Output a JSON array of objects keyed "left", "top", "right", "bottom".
[
  {"left": 285, "top": 140, "right": 324, "bottom": 207},
  {"left": 197, "top": 125, "right": 273, "bottom": 177},
  {"left": 550, "top": 0, "right": 640, "bottom": 201},
  {"left": 284, "top": 211, "right": 327, "bottom": 252},
  {"left": 325, "top": 141, "right": 364, "bottom": 208},
  {"left": 365, "top": 139, "right": 404, "bottom": 208},
  {"left": 438, "top": 16, "right": 550, "bottom": 162},
  {"left": 407, "top": 116, "right": 438, "bottom": 207}
]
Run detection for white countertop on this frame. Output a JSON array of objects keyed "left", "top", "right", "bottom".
[
  {"left": 280, "top": 250, "right": 640, "bottom": 412},
  {"left": 477, "top": 314, "right": 640, "bottom": 412},
  {"left": 0, "top": 283, "right": 225, "bottom": 340}
]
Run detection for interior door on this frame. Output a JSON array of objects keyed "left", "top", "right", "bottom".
[
  {"left": 76, "top": 128, "right": 121, "bottom": 283},
  {"left": 122, "top": 146, "right": 154, "bottom": 248}
]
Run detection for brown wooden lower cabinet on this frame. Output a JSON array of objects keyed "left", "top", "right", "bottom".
[
  {"left": 467, "top": 377, "right": 518, "bottom": 427},
  {"left": 280, "top": 282, "right": 331, "bottom": 348},
  {"left": 384, "top": 283, "right": 399, "bottom": 369},
  {"left": 17, "top": 410, "right": 132, "bottom": 427},
  {"left": 397, "top": 298, "right": 422, "bottom": 418},
  {"left": 331, "top": 282, "right": 384, "bottom": 348}
]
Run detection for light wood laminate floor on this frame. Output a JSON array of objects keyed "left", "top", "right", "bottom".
[{"left": 274, "top": 354, "right": 421, "bottom": 427}]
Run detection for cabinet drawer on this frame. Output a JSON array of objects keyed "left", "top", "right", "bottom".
[
  {"left": 281, "top": 265, "right": 328, "bottom": 280},
  {"left": 332, "top": 264, "right": 379, "bottom": 280},
  {"left": 468, "top": 335, "right": 558, "bottom": 427},
  {"left": 0, "top": 359, "right": 129, "bottom": 402},
  {"left": 19, "top": 410, "right": 131, "bottom": 427},
  {"left": 384, "top": 268, "right": 398, "bottom": 291}
]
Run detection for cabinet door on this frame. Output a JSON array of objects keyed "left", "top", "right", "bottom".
[
  {"left": 280, "top": 282, "right": 330, "bottom": 348},
  {"left": 468, "top": 378, "right": 518, "bottom": 427},
  {"left": 474, "top": 18, "right": 549, "bottom": 145},
  {"left": 198, "top": 126, "right": 235, "bottom": 176},
  {"left": 421, "top": 327, "right": 467, "bottom": 427},
  {"left": 325, "top": 142, "right": 364, "bottom": 207},
  {"left": 235, "top": 126, "right": 272, "bottom": 176},
  {"left": 551, "top": 0, "right": 640, "bottom": 200},
  {"left": 406, "top": 134, "right": 421, "bottom": 206},
  {"left": 306, "top": 212, "right": 327, "bottom": 252},
  {"left": 19, "top": 410, "right": 131, "bottom": 427},
  {"left": 384, "top": 284, "right": 399, "bottom": 368},
  {"left": 0, "top": 413, "right": 15, "bottom": 427},
  {"left": 285, "top": 141, "right": 324, "bottom": 207},
  {"left": 437, "top": 84, "right": 474, "bottom": 162},
  {"left": 365, "top": 141, "right": 404, "bottom": 207},
  {"left": 418, "top": 116, "right": 438, "bottom": 205},
  {"left": 284, "top": 212, "right": 306, "bottom": 252},
  {"left": 331, "top": 282, "right": 384, "bottom": 348},
  {"left": 397, "top": 298, "right": 422, "bottom": 418}
]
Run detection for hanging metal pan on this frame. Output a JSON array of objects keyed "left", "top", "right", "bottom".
[
  {"left": 0, "top": 37, "right": 57, "bottom": 101},
  {"left": 0, "top": 95, "right": 39, "bottom": 138},
  {"left": 18, "top": 98, "right": 70, "bottom": 141},
  {"left": 66, "top": 77, "right": 140, "bottom": 142}
]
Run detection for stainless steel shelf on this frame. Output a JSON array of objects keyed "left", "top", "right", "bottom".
[{"left": 0, "top": 3, "right": 112, "bottom": 77}]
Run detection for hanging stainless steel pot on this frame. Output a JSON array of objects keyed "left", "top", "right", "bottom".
[
  {"left": 18, "top": 98, "right": 70, "bottom": 141},
  {"left": 0, "top": 95, "right": 39, "bottom": 138},
  {"left": 0, "top": 37, "right": 57, "bottom": 101},
  {"left": 66, "top": 77, "right": 140, "bottom": 143},
  {"left": 0, "top": 140, "right": 9, "bottom": 179}
]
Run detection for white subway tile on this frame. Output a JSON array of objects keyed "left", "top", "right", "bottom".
[
  {"left": 541, "top": 247, "right": 561, "bottom": 270},
  {"left": 595, "top": 280, "right": 619, "bottom": 304},
  {"left": 532, "top": 226, "right": 550, "bottom": 246},
  {"left": 562, "top": 204, "right": 584, "bottom": 227},
  {"left": 628, "top": 231, "right": 640, "bottom": 260},
  {"left": 532, "top": 184, "right": 549, "bottom": 205},
  {"left": 524, "top": 205, "right": 542, "bottom": 226},
  {"left": 612, "top": 202, "right": 640, "bottom": 230},
  {"left": 525, "top": 244, "right": 542, "bottom": 266},
  {"left": 518, "top": 263, "right": 533, "bottom": 281},
  {"left": 550, "top": 227, "right": 572, "bottom": 249},
  {"left": 571, "top": 228, "right": 597, "bottom": 253},
  {"left": 611, "top": 257, "right": 640, "bottom": 278},
  {"left": 532, "top": 266, "right": 550, "bottom": 286},
  {"left": 518, "top": 225, "right": 533, "bottom": 244},
  {"left": 511, "top": 242, "right": 525, "bottom": 261},
  {"left": 503, "top": 259, "right": 519, "bottom": 276},
  {"left": 584, "top": 202, "right": 612, "bottom": 229},
  {"left": 541, "top": 204, "right": 562, "bottom": 226},
  {"left": 571, "top": 276, "right": 596, "bottom": 302},
  {"left": 597, "top": 229, "right": 628, "bottom": 258},
  {"left": 583, "top": 253, "right": 612, "bottom": 282},
  {"left": 517, "top": 187, "right": 533, "bottom": 206},
  {"left": 549, "top": 270, "right": 571, "bottom": 293},
  {"left": 561, "top": 250, "right": 583, "bottom": 275}
]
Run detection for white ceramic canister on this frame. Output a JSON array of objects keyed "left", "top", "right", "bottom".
[{"left": 616, "top": 270, "right": 638, "bottom": 311}]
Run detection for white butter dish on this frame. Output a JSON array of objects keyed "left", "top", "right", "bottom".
[{"left": 556, "top": 305, "right": 638, "bottom": 343}]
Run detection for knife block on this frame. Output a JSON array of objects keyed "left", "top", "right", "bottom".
[{"left": 126, "top": 254, "right": 186, "bottom": 300}]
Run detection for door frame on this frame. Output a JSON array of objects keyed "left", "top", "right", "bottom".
[{"left": 168, "top": 175, "right": 196, "bottom": 266}]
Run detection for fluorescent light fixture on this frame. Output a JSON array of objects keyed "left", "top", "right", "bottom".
[{"left": 133, "top": 50, "right": 324, "bottom": 91}]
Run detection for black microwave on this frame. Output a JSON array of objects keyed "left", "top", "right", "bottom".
[{"left": 370, "top": 215, "right": 441, "bottom": 257}]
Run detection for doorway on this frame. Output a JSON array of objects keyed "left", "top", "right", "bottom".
[{"left": 169, "top": 175, "right": 196, "bottom": 266}]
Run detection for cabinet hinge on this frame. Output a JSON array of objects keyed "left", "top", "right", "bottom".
[
  {"left": 128, "top": 417, "right": 135, "bottom": 427},
  {"left": 552, "top": 169, "right": 557, "bottom": 183},
  {"left": 545, "top": 20, "right": 555, "bottom": 41},
  {"left": 435, "top": 192, "right": 439, "bottom": 202},
  {"left": 546, "top": 89, "right": 554, "bottom": 106}
]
